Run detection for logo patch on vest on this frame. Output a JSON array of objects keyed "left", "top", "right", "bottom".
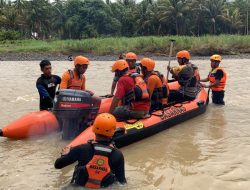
[
  {"left": 124, "top": 121, "right": 144, "bottom": 130},
  {"left": 96, "top": 159, "right": 104, "bottom": 166}
]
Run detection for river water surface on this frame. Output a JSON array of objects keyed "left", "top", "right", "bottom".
[{"left": 0, "top": 59, "right": 250, "bottom": 190}]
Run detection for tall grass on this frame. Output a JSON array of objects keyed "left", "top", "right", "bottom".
[{"left": 1, "top": 35, "right": 250, "bottom": 56}]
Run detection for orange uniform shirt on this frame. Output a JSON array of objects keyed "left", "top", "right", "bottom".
[
  {"left": 147, "top": 75, "right": 163, "bottom": 97},
  {"left": 60, "top": 69, "right": 86, "bottom": 90}
]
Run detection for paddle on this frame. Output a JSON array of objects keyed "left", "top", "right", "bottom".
[
  {"left": 206, "top": 88, "right": 211, "bottom": 105},
  {"left": 166, "top": 39, "right": 175, "bottom": 82}
]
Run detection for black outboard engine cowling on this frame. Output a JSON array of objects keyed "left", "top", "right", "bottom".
[{"left": 53, "top": 89, "right": 94, "bottom": 140}]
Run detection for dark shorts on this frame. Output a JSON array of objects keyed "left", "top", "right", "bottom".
[
  {"left": 212, "top": 90, "right": 225, "bottom": 105},
  {"left": 113, "top": 106, "right": 148, "bottom": 121}
]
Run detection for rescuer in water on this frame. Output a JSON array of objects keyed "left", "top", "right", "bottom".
[{"left": 54, "top": 113, "right": 126, "bottom": 188}]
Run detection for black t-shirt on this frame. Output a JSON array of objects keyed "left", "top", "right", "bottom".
[
  {"left": 214, "top": 69, "right": 224, "bottom": 80},
  {"left": 36, "top": 74, "right": 61, "bottom": 110},
  {"left": 54, "top": 142, "right": 126, "bottom": 187}
]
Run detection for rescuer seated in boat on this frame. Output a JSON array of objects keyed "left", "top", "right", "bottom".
[
  {"left": 168, "top": 65, "right": 199, "bottom": 102},
  {"left": 54, "top": 113, "right": 126, "bottom": 188},
  {"left": 60, "top": 55, "right": 90, "bottom": 91},
  {"left": 200, "top": 54, "right": 227, "bottom": 105},
  {"left": 168, "top": 50, "right": 200, "bottom": 83},
  {"left": 109, "top": 60, "right": 150, "bottom": 121},
  {"left": 140, "top": 58, "right": 169, "bottom": 112},
  {"left": 36, "top": 59, "right": 61, "bottom": 111},
  {"left": 60, "top": 55, "right": 101, "bottom": 121},
  {"left": 110, "top": 52, "right": 140, "bottom": 96}
]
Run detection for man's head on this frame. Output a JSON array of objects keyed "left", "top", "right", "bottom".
[
  {"left": 140, "top": 58, "right": 155, "bottom": 76},
  {"left": 125, "top": 52, "right": 137, "bottom": 70},
  {"left": 74, "top": 56, "right": 89, "bottom": 75},
  {"left": 176, "top": 50, "right": 190, "bottom": 65},
  {"left": 40, "top": 59, "right": 52, "bottom": 77},
  {"left": 92, "top": 113, "right": 117, "bottom": 139},
  {"left": 210, "top": 54, "right": 222, "bottom": 69},
  {"left": 111, "top": 59, "right": 129, "bottom": 78}
]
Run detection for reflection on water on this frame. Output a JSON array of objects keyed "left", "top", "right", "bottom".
[{"left": 0, "top": 59, "right": 250, "bottom": 190}]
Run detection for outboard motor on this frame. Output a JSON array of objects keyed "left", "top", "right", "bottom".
[{"left": 53, "top": 89, "right": 95, "bottom": 140}]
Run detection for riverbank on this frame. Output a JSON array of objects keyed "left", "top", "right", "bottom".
[
  {"left": 1, "top": 52, "right": 250, "bottom": 61},
  {"left": 1, "top": 35, "right": 250, "bottom": 61}
]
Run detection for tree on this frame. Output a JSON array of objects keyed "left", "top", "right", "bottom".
[
  {"left": 51, "top": 0, "right": 66, "bottom": 38},
  {"left": 158, "top": 0, "right": 189, "bottom": 35},
  {"left": 0, "top": 0, "right": 249, "bottom": 39},
  {"left": 203, "top": 0, "right": 226, "bottom": 34},
  {"left": 223, "top": 6, "right": 244, "bottom": 33},
  {"left": 25, "top": 0, "right": 53, "bottom": 39}
]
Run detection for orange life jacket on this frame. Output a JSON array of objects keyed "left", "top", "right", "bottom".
[
  {"left": 124, "top": 73, "right": 150, "bottom": 105},
  {"left": 84, "top": 143, "right": 114, "bottom": 189},
  {"left": 148, "top": 71, "right": 169, "bottom": 105},
  {"left": 208, "top": 67, "right": 227, "bottom": 91},
  {"left": 68, "top": 70, "right": 85, "bottom": 90}
]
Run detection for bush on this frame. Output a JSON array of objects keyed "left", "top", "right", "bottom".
[{"left": 0, "top": 30, "right": 23, "bottom": 41}]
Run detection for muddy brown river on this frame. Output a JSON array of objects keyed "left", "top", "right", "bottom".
[{"left": 0, "top": 59, "right": 249, "bottom": 190}]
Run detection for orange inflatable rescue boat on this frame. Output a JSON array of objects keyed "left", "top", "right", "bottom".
[
  {"left": 1, "top": 82, "right": 208, "bottom": 142},
  {"left": 67, "top": 84, "right": 208, "bottom": 148},
  {"left": 0, "top": 111, "right": 59, "bottom": 139}
]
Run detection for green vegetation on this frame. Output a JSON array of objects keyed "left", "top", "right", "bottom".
[
  {"left": 0, "top": 30, "right": 22, "bottom": 41},
  {"left": 1, "top": 0, "right": 250, "bottom": 56},
  {"left": 1, "top": 35, "right": 250, "bottom": 56},
  {"left": 0, "top": 0, "right": 250, "bottom": 40}
]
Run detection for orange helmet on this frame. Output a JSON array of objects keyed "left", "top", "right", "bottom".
[
  {"left": 92, "top": 113, "right": 117, "bottom": 137},
  {"left": 210, "top": 54, "right": 222, "bottom": 62},
  {"left": 176, "top": 50, "right": 190, "bottom": 60},
  {"left": 74, "top": 56, "right": 89, "bottom": 66},
  {"left": 140, "top": 58, "right": 155, "bottom": 71},
  {"left": 125, "top": 52, "right": 137, "bottom": 60},
  {"left": 111, "top": 60, "right": 129, "bottom": 72}
]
